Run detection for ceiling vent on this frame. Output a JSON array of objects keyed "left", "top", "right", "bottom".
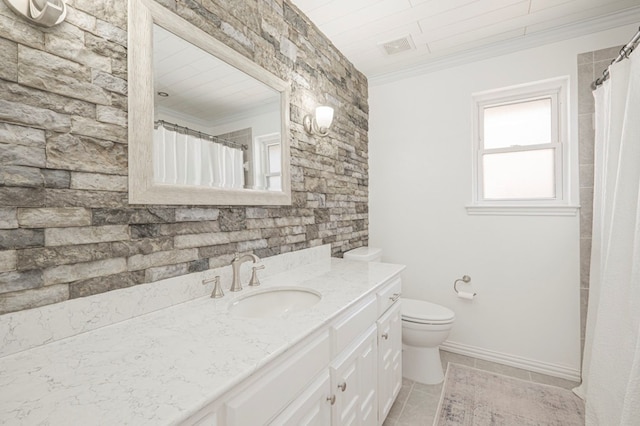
[{"left": 379, "top": 35, "right": 415, "bottom": 56}]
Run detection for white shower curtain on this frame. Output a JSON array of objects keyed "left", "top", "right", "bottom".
[
  {"left": 153, "top": 126, "right": 245, "bottom": 188},
  {"left": 222, "top": 145, "right": 245, "bottom": 189},
  {"left": 576, "top": 53, "right": 640, "bottom": 425}
]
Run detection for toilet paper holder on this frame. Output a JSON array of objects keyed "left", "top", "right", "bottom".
[{"left": 454, "top": 275, "right": 476, "bottom": 296}]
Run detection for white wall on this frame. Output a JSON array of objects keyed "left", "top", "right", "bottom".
[
  {"left": 369, "top": 25, "right": 637, "bottom": 379},
  {"left": 208, "top": 108, "right": 281, "bottom": 140}
]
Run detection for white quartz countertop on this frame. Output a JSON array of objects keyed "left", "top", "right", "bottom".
[{"left": 0, "top": 258, "right": 404, "bottom": 425}]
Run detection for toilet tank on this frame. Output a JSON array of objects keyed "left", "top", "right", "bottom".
[{"left": 343, "top": 247, "right": 382, "bottom": 262}]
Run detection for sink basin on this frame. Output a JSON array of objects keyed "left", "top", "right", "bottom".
[{"left": 228, "top": 287, "right": 321, "bottom": 318}]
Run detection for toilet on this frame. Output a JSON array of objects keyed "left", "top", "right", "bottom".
[{"left": 343, "top": 247, "right": 455, "bottom": 385}]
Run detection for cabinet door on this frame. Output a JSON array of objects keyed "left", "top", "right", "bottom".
[
  {"left": 225, "top": 332, "right": 330, "bottom": 426},
  {"left": 270, "top": 371, "right": 331, "bottom": 426},
  {"left": 377, "top": 302, "right": 402, "bottom": 425},
  {"left": 331, "top": 325, "right": 377, "bottom": 426}
]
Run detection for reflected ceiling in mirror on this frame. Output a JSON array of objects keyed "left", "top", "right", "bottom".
[
  {"left": 153, "top": 25, "right": 280, "bottom": 128},
  {"left": 128, "top": 0, "right": 291, "bottom": 206},
  {"left": 152, "top": 25, "right": 282, "bottom": 192}
]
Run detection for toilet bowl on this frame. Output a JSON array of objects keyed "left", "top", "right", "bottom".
[
  {"left": 343, "top": 247, "right": 456, "bottom": 385},
  {"left": 401, "top": 298, "right": 455, "bottom": 385}
]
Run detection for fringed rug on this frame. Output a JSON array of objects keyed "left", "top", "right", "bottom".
[{"left": 434, "top": 363, "right": 584, "bottom": 426}]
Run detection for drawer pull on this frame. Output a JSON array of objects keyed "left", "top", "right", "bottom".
[
  {"left": 327, "top": 395, "right": 336, "bottom": 405},
  {"left": 381, "top": 333, "right": 389, "bottom": 340},
  {"left": 338, "top": 382, "right": 347, "bottom": 392},
  {"left": 389, "top": 293, "right": 401, "bottom": 302}
]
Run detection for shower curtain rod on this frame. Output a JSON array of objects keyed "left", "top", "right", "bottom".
[
  {"left": 154, "top": 120, "right": 248, "bottom": 150},
  {"left": 592, "top": 26, "right": 640, "bottom": 90}
]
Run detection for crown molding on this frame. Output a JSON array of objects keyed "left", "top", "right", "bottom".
[{"left": 368, "top": 6, "right": 640, "bottom": 86}]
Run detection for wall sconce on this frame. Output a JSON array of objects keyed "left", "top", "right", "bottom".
[
  {"left": 303, "top": 106, "right": 334, "bottom": 137},
  {"left": 3, "top": 0, "right": 67, "bottom": 27}
]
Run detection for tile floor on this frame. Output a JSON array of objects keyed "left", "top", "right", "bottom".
[{"left": 382, "top": 350, "right": 581, "bottom": 426}]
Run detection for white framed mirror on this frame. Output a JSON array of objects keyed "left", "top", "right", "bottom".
[{"left": 128, "top": 0, "right": 291, "bottom": 205}]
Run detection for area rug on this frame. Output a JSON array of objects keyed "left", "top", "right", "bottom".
[{"left": 434, "top": 363, "right": 584, "bottom": 426}]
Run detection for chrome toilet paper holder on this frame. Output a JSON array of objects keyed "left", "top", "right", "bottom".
[{"left": 454, "top": 275, "right": 476, "bottom": 296}]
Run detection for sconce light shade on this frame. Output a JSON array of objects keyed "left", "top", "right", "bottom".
[
  {"left": 303, "top": 106, "right": 334, "bottom": 137},
  {"left": 3, "top": 0, "right": 67, "bottom": 27},
  {"left": 315, "top": 106, "right": 334, "bottom": 130}
]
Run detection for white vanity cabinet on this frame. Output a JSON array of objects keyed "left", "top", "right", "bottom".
[
  {"left": 375, "top": 277, "right": 402, "bottom": 424},
  {"left": 224, "top": 331, "right": 331, "bottom": 426},
  {"left": 377, "top": 302, "right": 402, "bottom": 424},
  {"left": 330, "top": 324, "right": 378, "bottom": 426},
  {"left": 270, "top": 371, "right": 332, "bottom": 425},
  {"left": 184, "top": 274, "right": 403, "bottom": 426},
  {"left": 328, "top": 293, "right": 379, "bottom": 426}
]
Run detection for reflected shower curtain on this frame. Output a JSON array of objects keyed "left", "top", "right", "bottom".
[
  {"left": 575, "top": 54, "right": 640, "bottom": 424},
  {"left": 222, "top": 145, "right": 245, "bottom": 189},
  {"left": 153, "top": 126, "right": 244, "bottom": 188}
]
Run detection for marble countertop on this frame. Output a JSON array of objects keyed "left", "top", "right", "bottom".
[{"left": 0, "top": 258, "right": 404, "bottom": 425}]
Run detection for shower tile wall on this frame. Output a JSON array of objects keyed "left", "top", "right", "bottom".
[
  {"left": 577, "top": 45, "right": 622, "bottom": 353},
  {"left": 0, "top": 0, "right": 369, "bottom": 315}
]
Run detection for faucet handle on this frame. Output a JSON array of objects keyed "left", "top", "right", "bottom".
[
  {"left": 249, "top": 264, "right": 265, "bottom": 286},
  {"left": 203, "top": 276, "right": 224, "bottom": 298}
]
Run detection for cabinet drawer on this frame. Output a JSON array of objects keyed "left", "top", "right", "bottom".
[
  {"left": 226, "top": 331, "right": 330, "bottom": 426},
  {"left": 377, "top": 276, "right": 401, "bottom": 316},
  {"left": 331, "top": 295, "right": 376, "bottom": 356}
]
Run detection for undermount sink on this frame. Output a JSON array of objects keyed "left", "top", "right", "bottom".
[{"left": 228, "top": 287, "right": 322, "bottom": 318}]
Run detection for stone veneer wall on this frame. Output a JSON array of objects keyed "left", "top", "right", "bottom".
[
  {"left": 0, "top": 0, "right": 369, "bottom": 315},
  {"left": 576, "top": 45, "right": 622, "bottom": 354}
]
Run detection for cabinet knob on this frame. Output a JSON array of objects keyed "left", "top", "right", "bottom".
[
  {"left": 337, "top": 382, "right": 347, "bottom": 392},
  {"left": 326, "top": 395, "right": 336, "bottom": 405},
  {"left": 389, "top": 293, "right": 401, "bottom": 302},
  {"left": 381, "top": 333, "right": 389, "bottom": 340}
]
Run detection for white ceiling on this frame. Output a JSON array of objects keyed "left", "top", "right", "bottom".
[
  {"left": 290, "top": 0, "right": 640, "bottom": 83},
  {"left": 154, "top": 25, "right": 279, "bottom": 128}
]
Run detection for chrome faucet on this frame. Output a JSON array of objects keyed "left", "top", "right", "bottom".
[{"left": 230, "top": 253, "right": 261, "bottom": 292}]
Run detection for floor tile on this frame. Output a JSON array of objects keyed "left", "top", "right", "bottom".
[
  {"left": 397, "top": 397, "right": 434, "bottom": 426},
  {"left": 382, "top": 416, "right": 397, "bottom": 426},
  {"left": 440, "top": 350, "right": 475, "bottom": 370},
  {"left": 387, "top": 396, "right": 405, "bottom": 421},
  {"left": 474, "top": 358, "right": 532, "bottom": 380},
  {"left": 530, "top": 371, "right": 581, "bottom": 390},
  {"left": 411, "top": 381, "right": 442, "bottom": 398},
  {"left": 397, "top": 380, "right": 413, "bottom": 402},
  {"left": 381, "top": 350, "right": 580, "bottom": 426}
]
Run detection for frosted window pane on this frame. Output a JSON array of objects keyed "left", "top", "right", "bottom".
[
  {"left": 484, "top": 98, "right": 551, "bottom": 149},
  {"left": 483, "top": 149, "right": 555, "bottom": 199},
  {"left": 267, "top": 144, "right": 281, "bottom": 173},
  {"left": 267, "top": 176, "right": 281, "bottom": 191}
]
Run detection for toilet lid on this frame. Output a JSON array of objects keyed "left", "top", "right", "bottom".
[{"left": 401, "top": 298, "right": 455, "bottom": 323}]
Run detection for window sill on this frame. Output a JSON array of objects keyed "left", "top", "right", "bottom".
[{"left": 465, "top": 204, "right": 580, "bottom": 216}]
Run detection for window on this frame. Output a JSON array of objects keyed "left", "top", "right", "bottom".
[
  {"left": 265, "top": 141, "right": 282, "bottom": 191},
  {"left": 255, "top": 133, "right": 282, "bottom": 191},
  {"left": 468, "top": 77, "right": 576, "bottom": 216}
]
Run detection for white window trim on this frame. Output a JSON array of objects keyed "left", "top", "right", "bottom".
[
  {"left": 467, "top": 76, "right": 579, "bottom": 216},
  {"left": 257, "top": 132, "right": 282, "bottom": 191}
]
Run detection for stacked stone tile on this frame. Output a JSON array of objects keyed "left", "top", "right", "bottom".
[{"left": 0, "top": 0, "right": 369, "bottom": 314}]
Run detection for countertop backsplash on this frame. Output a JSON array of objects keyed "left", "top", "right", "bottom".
[
  {"left": 0, "top": 244, "right": 404, "bottom": 425},
  {"left": 0, "top": 244, "right": 330, "bottom": 358}
]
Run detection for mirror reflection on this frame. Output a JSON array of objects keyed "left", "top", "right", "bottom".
[{"left": 152, "top": 25, "right": 282, "bottom": 191}]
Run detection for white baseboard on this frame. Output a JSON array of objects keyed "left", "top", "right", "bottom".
[{"left": 440, "top": 340, "right": 581, "bottom": 381}]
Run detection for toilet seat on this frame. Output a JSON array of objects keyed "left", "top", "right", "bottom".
[{"left": 401, "top": 298, "right": 455, "bottom": 325}]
